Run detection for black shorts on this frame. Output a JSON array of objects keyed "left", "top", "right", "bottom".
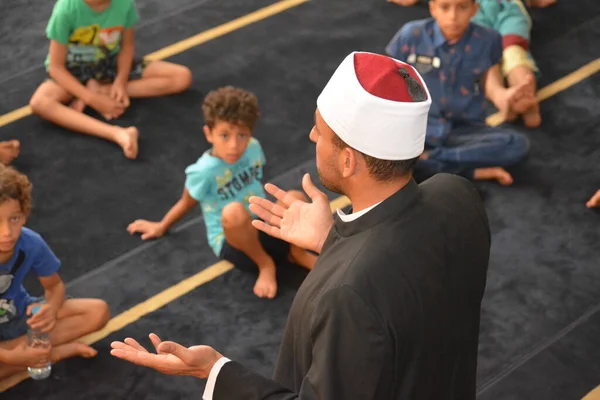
[
  {"left": 219, "top": 231, "right": 290, "bottom": 272},
  {"left": 51, "top": 54, "right": 149, "bottom": 85}
]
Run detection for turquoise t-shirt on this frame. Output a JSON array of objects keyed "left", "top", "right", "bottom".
[
  {"left": 44, "top": 0, "right": 139, "bottom": 68},
  {"left": 185, "top": 138, "right": 267, "bottom": 256}
]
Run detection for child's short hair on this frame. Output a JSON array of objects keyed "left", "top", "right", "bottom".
[
  {"left": 0, "top": 166, "right": 32, "bottom": 216},
  {"left": 202, "top": 86, "right": 260, "bottom": 130}
]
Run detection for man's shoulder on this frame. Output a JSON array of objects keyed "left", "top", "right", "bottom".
[{"left": 420, "top": 173, "right": 480, "bottom": 199}]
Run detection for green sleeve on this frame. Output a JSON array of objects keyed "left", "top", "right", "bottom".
[
  {"left": 45, "top": 11, "right": 72, "bottom": 45},
  {"left": 125, "top": 1, "right": 140, "bottom": 29}
]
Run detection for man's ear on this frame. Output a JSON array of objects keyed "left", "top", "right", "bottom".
[{"left": 340, "top": 148, "right": 358, "bottom": 178}]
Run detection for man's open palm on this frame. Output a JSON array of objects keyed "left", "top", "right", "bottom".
[
  {"left": 249, "top": 173, "right": 334, "bottom": 254},
  {"left": 110, "top": 333, "right": 222, "bottom": 379}
]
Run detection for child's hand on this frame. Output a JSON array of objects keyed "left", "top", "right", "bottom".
[
  {"left": 110, "top": 79, "right": 130, "bottom": 108},
  {"left": 91, "top": 94, "right": 125, "bottom": 120},
  {"left": 127, "top": 220, "right": 166, "bottom": 240},
  {"left": 499, "top": 76, "right": 536, "bottom": 118},
  {"left": 10, "top": 342, "right": 51, "bottom": 367},
  {"left": 26, "top": 303, "right": 57, "bottom": 333}
]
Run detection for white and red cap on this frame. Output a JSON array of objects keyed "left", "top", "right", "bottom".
[{"left": 317, "top": 51, "right": 431, "bottom": 161}]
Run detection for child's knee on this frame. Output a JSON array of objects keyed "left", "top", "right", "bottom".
[
  {"left": 221, "top": 202, "right": 250, "bottom": 229},
  {"left": 86, "top": 299, "right": 110, "bottom": 330},
  {"left": 29, "top": 91, "right": 51, "bottom": 115},
  {"left": 173, "top": 66, "right": 192, "bottom": 92}
]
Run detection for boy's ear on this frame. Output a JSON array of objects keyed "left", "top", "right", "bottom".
[{"left": 203, "top": 125, "right": 213, "bottom": 143}]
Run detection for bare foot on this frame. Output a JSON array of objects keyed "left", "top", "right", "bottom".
[
  {"left": 527, "top": 0, "right": 556, "bottom": 8},
  {"left": 522, "top": 103, "right": 542, "bottom": 128},
  {"left": 114, "top": 127, "right": 139, "bottom": 159},
  {"left": 254, "top": 261, "right": 278, "bottom": 299},
  {"left": 586, "top": 190, "right": 600, "bottom": 209},
  {"left": 473, "top": 167, "right": 514, "bottom": 185},
  {"left": 75, "top": 342, "right": 98, "bottom": 358},
  {"left": 69, "top": 79, "right": 104, "bottom": 114},
  {"left": 0, "top": 140, "right": 20, "bottom": 165},
  {"left": 51, "top": 341, "right": 98, "bottom": 363},
  {"left": 387, "top": 0, "right": 419, "bottom": 5}
]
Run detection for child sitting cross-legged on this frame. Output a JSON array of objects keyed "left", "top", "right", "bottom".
[
  {"left": 29, "top": 0, "right": 192, "bottom": 159},
  {"left": 0, "top": 165, "right": 110, "bottom": 380},
  {"left": 127, "top": 86, "right": 317, "bottom": 299}
]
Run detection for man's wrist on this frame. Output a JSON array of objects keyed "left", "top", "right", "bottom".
[
  {"left": 315, "top": 220, "right": 334, "bottom": 254},
  {"left": 194, "top": 352, "right": 225, "bottom": 380}
]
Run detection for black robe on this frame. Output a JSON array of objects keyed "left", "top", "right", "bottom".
[{"left": 214, "top": 173, "right": 491, "bottom": 399}]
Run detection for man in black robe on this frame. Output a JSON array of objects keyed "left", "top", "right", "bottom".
[{"left": 110, "top": 51, "right": 491, "bottom": 399}]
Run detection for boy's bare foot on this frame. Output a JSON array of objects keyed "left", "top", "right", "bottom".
[
  {"left": 527, "top": 0, "right": 556, "bottom": 7},
  {"left": 387, "top": 0, "right": 419, "bottom": 5},
  {"left": 69, "top": 79, "right": 104, "bottom": 114},
  {"left": 114, "top": 127, "right": 139, "bottom": 159},
  {"left": 254, "top": 261, "right": 278, "bottom": 299},
  {"left": 522, "top": 103, "right": 542, "bottom": 128},
  {"left": 0, "top": 140, "right": 20, "bottom": 165},
  {"left": 474, "top": 167, "right": 514, "bottom": 185},
  {"left": 52, "top": 341, "right": 98, "bottom": 363}
]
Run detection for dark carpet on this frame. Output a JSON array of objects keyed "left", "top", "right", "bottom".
[{"left": 1, "top": 0, "right": 600, "bottom": 398}]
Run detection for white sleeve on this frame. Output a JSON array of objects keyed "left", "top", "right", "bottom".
[{"left": 202, "top": 357, "right": 231, "bottom": 399}]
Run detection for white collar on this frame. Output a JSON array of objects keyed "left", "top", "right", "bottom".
[{"left": 336, "top": 201, "right": 382, "bottom": 222}]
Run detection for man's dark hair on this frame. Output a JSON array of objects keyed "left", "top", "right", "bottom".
[{"left": 331, "top": 134, "right": 419, "bottom": 182}]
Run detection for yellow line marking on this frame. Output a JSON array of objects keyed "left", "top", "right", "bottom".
[
  {"left": 583, "top": 385, "right": 600, "bottom": 400},
  {"left": 486, "top": 58, "right": 600, "bottom": 127},
  {"left": 0, "top": 0, "right": 308, "bottom": 129}
]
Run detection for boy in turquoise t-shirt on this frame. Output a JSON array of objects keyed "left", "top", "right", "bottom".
[
  {"left": 29, "top": 0, "right": 193, "bottom": 160},
  {"left": 127, "top": 87, "right": 317, "bottom": 299}
]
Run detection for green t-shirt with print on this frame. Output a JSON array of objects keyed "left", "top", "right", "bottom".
[{"left": 44, "top": 0, "right": 139, "bottom": 69}]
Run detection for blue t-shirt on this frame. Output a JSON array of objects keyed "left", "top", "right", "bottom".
[
  {"left": 185, "top": 138, "right": 267, "bottom": 256},
  {"left": 0, "top": 228, "right": 61, "bottom": 325},
  {"left": 386, "top": 18, "right": 502, "bottom": 146}
]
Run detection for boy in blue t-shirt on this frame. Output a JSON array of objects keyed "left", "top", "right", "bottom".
[
  {"left": 0, "top": 166, "right": 110, "bottom": 380},
  {"left": 28, "top": 0, "right": 193, "bottom": 160},
  {"left": 127, "top": 87, "right": 317, "bottom": 299},
  {"left": 386, "top": 0, "right": 532, "bottom": 185}
]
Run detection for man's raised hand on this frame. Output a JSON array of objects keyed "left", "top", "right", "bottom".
[{"left": 249, "top": 173, "right": 334, "bottom": 254}]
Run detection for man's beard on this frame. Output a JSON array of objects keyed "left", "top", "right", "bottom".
[{"left": 317, "top": 165, "right": 344, "bottom": 195}]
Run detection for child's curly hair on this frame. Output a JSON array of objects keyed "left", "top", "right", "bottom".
[
  {"left": 0, "top": 165, "right": 32, "bottom": 216},
  {"left": 202, "top": 86, "right": 260, "bottom": 130}
]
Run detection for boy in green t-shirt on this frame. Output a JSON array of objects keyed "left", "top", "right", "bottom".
[{"left": 29, "top": 0, "right": 193, "bottom": 159}]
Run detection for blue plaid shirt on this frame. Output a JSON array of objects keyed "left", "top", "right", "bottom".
[{"left": 386, "top": 18, "right": 502, "bottom": 146}]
